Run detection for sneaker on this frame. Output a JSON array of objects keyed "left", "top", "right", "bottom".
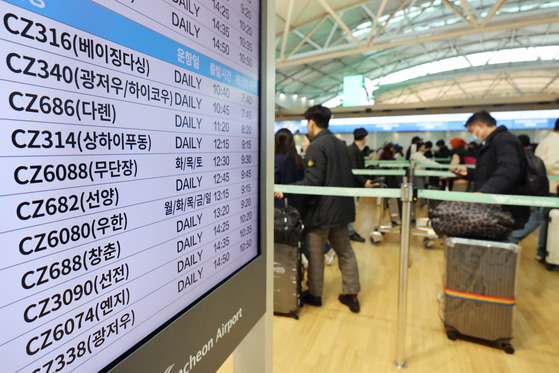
[
  {"left": 339, "top": 294, "right": 360, "bottom": 313},
  {"left": 349, "top": 232, "right": 366, "bottom": 242},
  {"left": 301, "top": 253, "right": 309, "bottom": 269},
  {"left": 301, "top": 291, "right": 322, "bottom": 307},
  {"left": 325, "top": 249, "right": 336, "bottom": 266}
]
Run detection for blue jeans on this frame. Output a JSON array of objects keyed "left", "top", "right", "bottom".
[{"left": 509, "top": 207, "right": 548, "bottom": 258}]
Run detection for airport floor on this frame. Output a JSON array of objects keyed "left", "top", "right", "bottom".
[{"left": 218, "top": 197, "right": 559, "bottom": 372}]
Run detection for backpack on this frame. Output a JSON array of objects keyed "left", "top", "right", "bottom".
[
  {"left": 274, "top": 205, "right": 304, "bottom": 247},
  {"left": 523, "top": 149, "right": 549, "bottom": 196}
]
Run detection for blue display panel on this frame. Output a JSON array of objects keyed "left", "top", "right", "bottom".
[
  {"left": 0, "top": 0, "right": 260, "bottom": 371},
  {"left": 277, "top": 110, "right": 559, "bottom": 133}
]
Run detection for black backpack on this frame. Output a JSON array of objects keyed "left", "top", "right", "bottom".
[
  {"left": 523, "top": 149, "right": 549, "bottom": 196},
  {"left": 274, "top": 206, "right": 304, "bottom": 247}
]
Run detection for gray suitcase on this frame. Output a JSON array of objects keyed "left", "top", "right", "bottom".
[
  {"left": 273, "top": 243, "right": 302, "bottom": 319},
  {"left": 546, "top": 209, "right": 559, "bottom": 269},
  {"left": 442, "top": 237, "right": 521, "bottom": 353}
]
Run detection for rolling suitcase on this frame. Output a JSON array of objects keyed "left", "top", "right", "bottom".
[
  {"left": 546, "top": 209, "right": 559, "bottom": 270},
  {"left": 273, "top": 243, "right": 302, "bottom": 319},
  {"left": 273, "top": 202, "right": 304, "bottom": 319},
  {"left": 442, "top": 237, "right": 521, "bottom": 353}
]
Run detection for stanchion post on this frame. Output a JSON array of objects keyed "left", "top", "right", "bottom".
[
  {"left": 394, "top": 183, "right": 413, "bottom": 369},
  {"left": 408, "top": 160, "right": 415, "bottom": 185}
]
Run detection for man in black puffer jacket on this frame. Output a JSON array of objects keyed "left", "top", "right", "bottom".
[
  {"left": 279, "top": 105, "right": 361, "bottom": 313},
  {"left": 461, "top": 110, "right": 529, "bottom": 230}
]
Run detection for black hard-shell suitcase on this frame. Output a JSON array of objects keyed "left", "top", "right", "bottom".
[{"left": 442, "top": 237, "right": 521, "bottom": 353}]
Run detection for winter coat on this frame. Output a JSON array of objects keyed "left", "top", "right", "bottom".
[
  {"left": 348, "top": 142, "right": 368, "bottom": 187},
  {"left": 293, "top": 129, "right": 355, "bottom": 229},
  {"left": 467, "top": 125, "right": 529, "bottom": 229},
  {"left": 274, "top": 153, "right": 304, "bottom": 212}
]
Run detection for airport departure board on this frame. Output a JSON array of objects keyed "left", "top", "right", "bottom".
[{"left": 0, "top": 0, "right": 260, "bottom": 371}]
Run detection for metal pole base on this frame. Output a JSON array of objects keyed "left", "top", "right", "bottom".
[{"left": 393, "top": 360, "right": 408, "bottom": 369}]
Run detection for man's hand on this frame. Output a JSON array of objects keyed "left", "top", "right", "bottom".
[
  {"left": 364, "top": 179, "right": 374, "bottom": 188},
  {"left": 450, "top": 167, "right": 467, "bottom": 177},
  {"left": 274, "top": 191, "right": 284, "bottom": 199}
]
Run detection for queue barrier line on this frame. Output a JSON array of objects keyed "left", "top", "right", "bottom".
[
  {"left": 353, "top": 169, "right": 406, "bottom": 176},
  {"left": 418, "top": 189, "right": 559, "bottom": 208},
  {"left": 416, "top": 162, "right": 476, "bottom": 169},
  {"left": 365, "top": 160, "right": 410, "bottom": 168},
  {"left": 274, "top": 184, "right": 402, "bottom": 199},
  {"left": 548, "top": 175, "right": 559, "bottom": 181},
  {"left": 414, "top": 170, "right": 456, "bottom": 178}
]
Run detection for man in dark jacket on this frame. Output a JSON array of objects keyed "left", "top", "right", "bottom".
[
  {"left": 280, "top": 105, "right": 361, "bottom": 312},
  {"left": 435, "top": 139, "right": 452, "bottom": 160},
  {"left": 458, "top": 110, "right": 529, "bottom": 229},
  {"left": 347, "top": 128, "right": 373, "bottom": 242}
]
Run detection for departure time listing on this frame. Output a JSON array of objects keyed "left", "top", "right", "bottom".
[{"left": 0, "top": 0, "right": 259, "bottom": 372}]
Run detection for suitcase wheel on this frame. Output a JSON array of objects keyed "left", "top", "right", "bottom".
[
  {"left": 423, "top": 237, "right": 435, "bottom": 249},
  {"left": 446, "top": 330, "right": 457, "bottom": 341},
  {"left": 497, "top": 340, "right": 514, "bottom": 354},
  {"left": 546, "top": 264, "right": 558, "bottom": 271},
  {"left": 370, "top": 231, "right": 384, "bottom": 246}
]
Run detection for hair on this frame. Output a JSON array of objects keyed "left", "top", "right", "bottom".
[
  {"left": 304, "top": 105, "right": 331, "bottom": 128},
  {"left": 466, "top": 110, "right": 497, "bottom": 127},
  {"left": 354, "top": 127, "right": 368, "bottom": 141},
  {"left": 411, "top": 136, "right": 422, "bottom": 144},
  {"left": 275, "top": 128, "right": 303, "bottom": 169},
  {"left": 555, "top": 118, "right": 559, "bottom": 131},
  {"left": 425, "top": 141, "right": 433, "bottom": 149},
  {"left": 449, "top": 137, "right": 467, "bottom": 150},
  {"left": 518, "top": 134, "right": 531, "bottom": 148},
  {"left": 383, "top": 142, "right": 394, "bottom": 153}
]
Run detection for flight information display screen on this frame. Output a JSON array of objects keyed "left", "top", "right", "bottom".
[{"left": 0, "top": 0, "right": 260, "bottom": 371}]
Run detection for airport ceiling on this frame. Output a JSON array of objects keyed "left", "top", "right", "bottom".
[{"left": 275, "top": 0, "right": 559, "bottom": 108}]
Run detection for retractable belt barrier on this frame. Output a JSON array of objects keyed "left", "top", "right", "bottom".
[
  {"left": 352, "top": 169, "right": 407, "bottom": 176},
  {"left": 416, "top": 162, "right": 476, "bottom": 169},
  {"left": 365, "top": 160, "right": 410, "bottom": 167},
  {"left": 419, "top": 189, "right": 559, "bottom": 207},
  {"left": 274, "top": 184, "right": 401, "bottom": 198},
  {"left": 414, "top": 170, "right": 456, "bottom": 178}
]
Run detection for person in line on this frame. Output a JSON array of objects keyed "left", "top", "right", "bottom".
[
  {"left": 449, "top": 137, "right": 473, "bottom": 192},
  {"left": 424, "top": 141, "right": 434, "bottom": 158},
  {"left": 405, "top": 136, "right": 423, "bottom": 160},
  {"left": 301, "top": 133, "right": 336, "bottom": 266},
  {"left": 378, "top": 143, "right": 395, "bottom": 161},
  {"left": 510, "top": 121, "right": 559, "bottom": 263},
  {"left": 410, "top": 142, "right": 439, "bottom": 191},
  {"left": 274, "top": 129, "right": 304, "bottom": 212},
  {"left": 393, "top": 144, "right": 404, "bottom": 160},
  {"left": 468, "top": 141, "right": 480, "bottom": 157},
  {"left": 455, "top": 110, "right": 529, "bottom": 230},
  {"left": 276, "top": 105, "right": 361, "bottom": 313},
  {"left": 347, "top": 128, "right": 374, "bottom": 242},
  {"left": 435, "top": 139, "right": 452, "bottom": 160}
]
